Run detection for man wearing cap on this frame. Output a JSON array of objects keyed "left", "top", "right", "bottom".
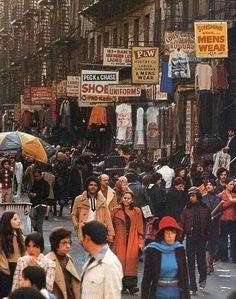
[
  {"left": 202, "top": 180, "right": 221, "bottom": 273},
  {"left": 181, "top": 187, "right": 211, "bottom": 295}
]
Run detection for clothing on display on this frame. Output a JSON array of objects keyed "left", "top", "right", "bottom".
[
  {"left": 88, "top": 106, "right": 107, "bottom": 126},
  {"left": 212, "top": 61, "right": 229, "bottom": 90},
  {"left": 168, "top": 49, "right": 191, "bottom": 79},
  {"left": 59, "top": 99, "right": 71, "bottom": 128},
  {"left": 195, "top": 63, "right": 213, "bottom": 91},
  {"left": 160, "top": 55, "right": 173, "bottom": 93},
  {"left": 134, "top": 108, "right": 145, "bottom": 150},
  {"left": 116, "top": 103, "right": 133, "bottom": 145},
  {"left": 38, "top": 107, "right": 51, "bottom": 128},
  {"left": 146, "top": 106, "right": 160, "bottom": 149}
]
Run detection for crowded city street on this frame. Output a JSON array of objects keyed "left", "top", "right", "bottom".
[{"left": 1, "top": 0, "right": 236, "bottom": 299}]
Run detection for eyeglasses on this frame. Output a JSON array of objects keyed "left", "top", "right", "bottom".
[{"left": 59, "top": 240, "right": 72, "bottom": 245}]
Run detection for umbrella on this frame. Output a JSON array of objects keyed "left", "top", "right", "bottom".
[{"left": 0, "top": 131, "right": 56, "bottom": 163}]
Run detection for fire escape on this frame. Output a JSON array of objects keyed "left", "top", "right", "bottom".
[{"left": 49, "top": 0, "right": 70, "bottom": 81}]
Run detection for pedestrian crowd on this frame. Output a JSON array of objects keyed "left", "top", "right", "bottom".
[{"left": 0, "top": 129, "right": 236, "bottom": 299}]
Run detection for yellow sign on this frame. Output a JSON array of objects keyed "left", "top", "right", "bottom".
[
  {"left": 132, "top": 47, "right": 159, "bottom": 84},
  {"left": 195, "top": 22, "right": 228, "bottom": 58}
]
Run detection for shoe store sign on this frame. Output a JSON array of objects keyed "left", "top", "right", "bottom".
[
  {"left": 194, "top": 21, "right": 228, "bottom": 58},
  {"left": 80, "top": 70, "right": 119, "bottom": 105}
]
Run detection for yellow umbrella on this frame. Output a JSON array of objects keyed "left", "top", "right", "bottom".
[{"left": 0, "top": 131, "right": 56, "bottom": 163}]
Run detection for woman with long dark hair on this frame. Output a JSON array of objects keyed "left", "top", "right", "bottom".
[
  {"left": 111, "top": 191, "right": 144, "bottom": 294},
  {"left": 0, "top": 211, "right": 25, "bottom": 298}
]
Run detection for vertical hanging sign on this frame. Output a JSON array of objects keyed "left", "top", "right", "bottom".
[{"left": 185, "top": 100, "right": 192, "bottom": 154}]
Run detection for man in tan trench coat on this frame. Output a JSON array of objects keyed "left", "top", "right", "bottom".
[{"left": 71, "top": 176, "right": 115, "bottom": 243}]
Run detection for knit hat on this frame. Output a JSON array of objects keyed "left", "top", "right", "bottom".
[
  {"left": 188, "top": 186, "right": 200, "bottom": 195},
  {"left": 208, "top": 179, "right": 217, "bottom": 187},
  {"left": 201, "top": 171, "right": 210, "bottom": 179},
  {"left": 157, "top": 216, "right": 182, "bottom": 236}
]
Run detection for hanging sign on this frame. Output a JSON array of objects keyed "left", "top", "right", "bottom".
[
  {"left": 67, "top": 76, "right": 80, "bottom": 97},
  {"left": 165, "top": 31, "right": 195, "bottom": 55},
  {"left": 108, "top": 85, "right": 141, "bottom": 97},
  {"left": 80, "top": 70, "right": 119, "bottom": 105},
  {"left": 194, "top": 21, "right": 228, "bottom": 58},
  {"left": 132, "top": 47, "right": 159, "bottom": 84},
  {"left": 103, "top": 48, "right": 131, "bottom": 66}
]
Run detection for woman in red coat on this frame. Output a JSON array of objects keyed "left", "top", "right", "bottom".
[{"left": 111, "top": 191, "right": 144, "bottom": 294}]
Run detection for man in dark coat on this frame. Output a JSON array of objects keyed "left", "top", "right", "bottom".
[
  {"left": 224, "top": 128, "right": 236, "bottom": 177},
  {"left": 68, "top": 158, "right": 86, "bottom": 211},
  {"left": 147, "top": 173, "right": 166, "bottom": 219},
  {"left": 166, "top": 177, "right": 187, "bottom": 222},
  {"left": 181, "top": 187, "right": 211, "bottom": 295},
  {"left": 202, "top": 179, "right": 221, "bottom": 273},
  {"left": 29, "top": 169, "right": 50, "bottom": 234}
]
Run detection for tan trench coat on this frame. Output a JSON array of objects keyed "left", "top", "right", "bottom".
[
  {"left": 71, "top": 191, "right": 115, "bottom": 242},
  {"left": 46, "top": 251, "right": 80, "bottom": 299}
]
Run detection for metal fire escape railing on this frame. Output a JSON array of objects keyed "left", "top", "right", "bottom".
[{"left": 11, "top": 0, "right": 24, "bottom": 25}]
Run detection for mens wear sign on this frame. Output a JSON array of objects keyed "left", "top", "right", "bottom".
[
  {"left": 103, "top": 48, "right": 131, "bottom": 66},
  {"left": 108, "top": 85, "right": 141, "bottom": 97},
  {"left": 165, "top": 31, "right": 195, "bottom": 55},
  {"left": 132, "top": 47, "right": 159, "bottom": 84},
  {"left": 80, "top": 70, "right": 119, "bottom": 104},
  {"left": 194, "top": 21, "right": 228, "bottom": 58}
]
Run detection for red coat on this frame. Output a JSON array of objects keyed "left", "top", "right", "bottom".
[
  {"left": 111, "top": 205, "right": 144, "bottom": 276},
  {"left": 220, "top": 191, "right": 236, "bottom": 221}
]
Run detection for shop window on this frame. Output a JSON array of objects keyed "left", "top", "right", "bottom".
[
  {"left": 97, "top": 35, "right": 102, "bottom": 60},
  {"left": 104, "top": 31, "right": 109, "bottom": 47},
  {"left": 123, "top": 22, "right": 129, "bottom": 47},
  {"left": 89, "top": 37, "right": 94, "bottom": 60},
  {"left": 133, "top": 18, "right": 139, "bottom": 46},
  {"left": 113, "top": 27, "right": 117, "bottom": 48},
  {"left": 144, "top": 14, "right": 150, "bottom": 46}
]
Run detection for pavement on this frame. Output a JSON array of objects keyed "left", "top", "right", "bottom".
[{"left": 38, "top": 204, "right": 236, "bottom": 299}]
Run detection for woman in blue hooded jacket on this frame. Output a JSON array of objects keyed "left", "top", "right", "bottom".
[{"left": 141, "top": 216, "right": 190, "bottom": 299}]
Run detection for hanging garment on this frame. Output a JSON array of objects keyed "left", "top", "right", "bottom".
[
  {"left": 146, "top": 107, "right": 160, "bottom": 149},
  {"left": 116, "top": 104, "right": 132, "bottom": 145},
  {"left": 213, "top": 150, "right": 230, "bottom": 177},
  {"left": 134, "top": 107, "right": 145, "bottom": 150},
  {"left": 168, "top": 49, "right": 191, "bottom": 79},
  {"left": 195, "top": 63, "right": 213, "bottom": 91},
  {"left": 88, "top": 106, "right": 107, "bottom": 125},
  {"left": 160, "top": 55, "right": 173, "bottom": 93},
  {"left": 59, "top": 100, "right": 71, "bottom": 128},
  {"left": 212, "top": 62, "right": 229, "bottom": 90}
]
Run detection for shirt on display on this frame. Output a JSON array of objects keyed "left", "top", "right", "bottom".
[
  {"left": 116, "top": 104, "right": 132, "bottom": 145},
  {"left": 195, "top": 63, "right": 213, "bottom": 91},
  {"left": 168, "top": 49, "right": 191, "bottom": 79},
  {"left": 212, "top": 62, "right": 229, "bottom": 90},
  {"left": 134, "top": 107, "right": 145, "bottom": 150}
]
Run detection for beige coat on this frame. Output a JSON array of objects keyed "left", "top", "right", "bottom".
[
  {"left": 71, "top": 191, "right": 115, "bottom": 242},
  {"left": 98, "top": 186, "right": 118, "bottom": 212},
  {"left": 46, "top": 251, "right": 80, "bottom": 299}
]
